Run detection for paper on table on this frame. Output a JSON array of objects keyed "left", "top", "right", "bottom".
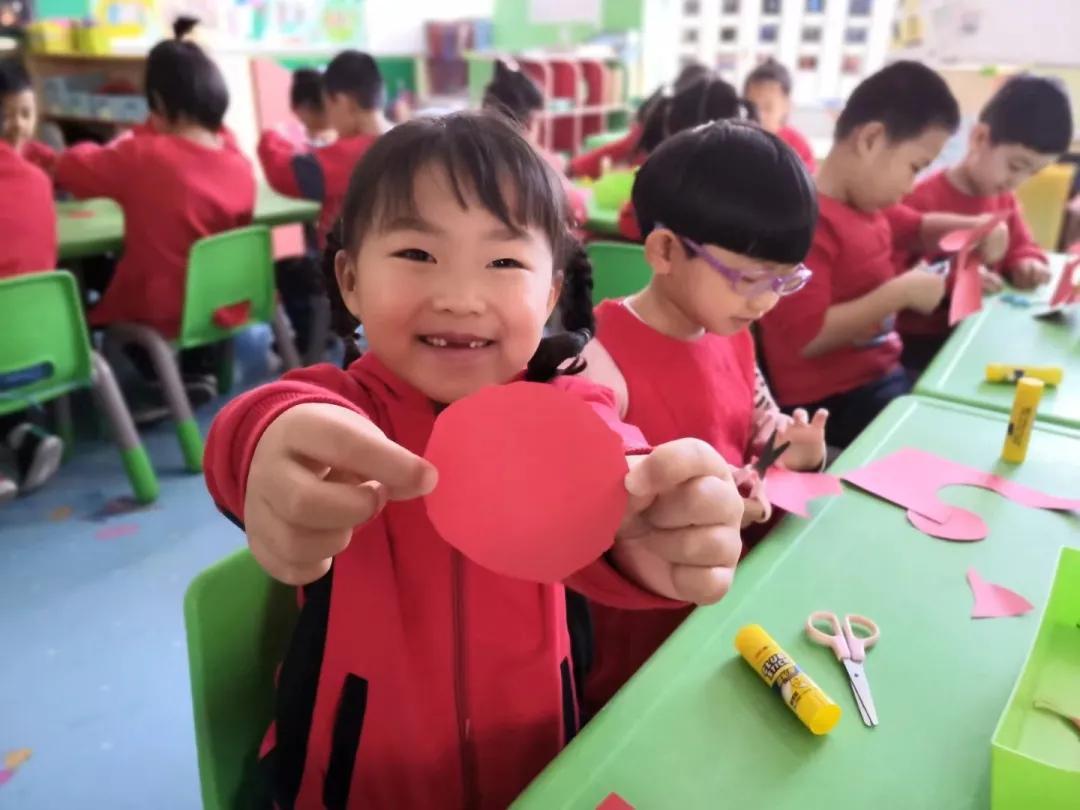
[
  {"left": 907, "top": 506, "right": 988, "bottom": 542},
  {"left": 764, "top": 467, "right": 843, "bottom": 518},
  {"left": 596, "top": 794, "right": 636, "bottom": 810},
  {"left": 967, "top": 568, "right": 1034, "bottom": 618},
  {"left": 842, "top": 447, "right": 1080, "bottom": 525},
  {"left": 424, "top": 382, "right": 629, "bottom": 584}
]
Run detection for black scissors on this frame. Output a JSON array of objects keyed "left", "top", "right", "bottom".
[{"left": 754, "top": 429, "right": 791, "bottom": 478}]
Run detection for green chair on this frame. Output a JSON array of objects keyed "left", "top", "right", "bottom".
[
  {"left": 590, "top": 168, "right": 636, "bottom": 211},
  {"left": 184, "top": 548, "right": 298, "bottom": 810},
  {"left": 0, "top": 271, "right": 158, "bottom": 502},
  {"left": 582, "top": 129, "right": 629, "bottom": 153},
  {"left": 106, "top": 226, "right": 300, "bottom": 473},
  {"left": 586, "top": 241, "right": 653, "bottom": 304}
]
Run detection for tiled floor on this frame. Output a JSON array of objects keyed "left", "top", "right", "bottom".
[{"left": 0, "top": 328, "right": 286, "bottom": 809}]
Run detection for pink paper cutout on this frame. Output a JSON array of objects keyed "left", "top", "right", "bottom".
[
  {"left": 0, "top": 768, "right": 12, "bottom": 785},
  {"left": 94, "top": 523, "right": 140, "bottom": 541},
  {"left": 597, "top": 794, "right": 635, "bottom": 810},
  {"left": 424, "top": 382, "right": 629, "bottom": 584},
  {"left": 764, "top": 467, "right": 843, "bottom": 518},
  {"left": 967, "top": 568, "right": 1034, "bottom": 618},
  {"left": 939, "top": 213, "right": 1008, "bottom": 326},
  {"left": 1049, "top": 253, "right": 1080, "bottom": 308},
  {"left": 906, "top": 507, "right": 987, "bottom": 542},
  {"left": 842, "top": 448, "right": 1080, "bottom": 530}
]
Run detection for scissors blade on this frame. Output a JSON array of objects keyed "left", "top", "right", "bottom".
[
  {"left": 843, "top": 658, "right": 879, "bottom": 727},
  {"left": 755, "top": 430, "right": 791, "bottom": 477}
]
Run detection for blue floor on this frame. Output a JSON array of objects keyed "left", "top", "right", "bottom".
[{"left": 0, "top": 328, "right": 287, "bottom": 808}]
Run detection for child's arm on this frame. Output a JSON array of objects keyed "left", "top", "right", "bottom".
[
  {"left": 1002, "top": 196, "right": 1051, "bottom": 289},
  {"left": 205, "top": 370, "right": 435, "bottom": 585},
  {"left": 580, "top": 339, "right": 629, "bottom": 418},
  {"left": 53, "top": 139, "right": 132, "bottom": 200},
  {"left": 257, "top": 130, "right": 325, "bottom": 201}
]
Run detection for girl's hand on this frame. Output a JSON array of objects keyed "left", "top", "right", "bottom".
[
  {"left": 1010, "top": 259, "right": 1052, "bottom": 290},
  {"left": 244, "top": 403, "right": 437, "bottom": 585},
  {"left": 733, "top": 465, "right": 773, "bottom": 528},
  {"left": 777, "top": 408, "right": 828, "bottom": 471},
  {"left": 612, "top": 439, "right": 744, "bottom": 604},
  {"left": 980, "top": 266, "right": 1005, "bottom": 294}
]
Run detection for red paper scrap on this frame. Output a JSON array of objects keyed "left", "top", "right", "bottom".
[
  {"left": 597, "top": 794, "right": 636, "bottom": 810},
  {"left": 1049, "top": 254, "right": 1080, "bottom": 308},
  {"left": 842, "top": 447, "right": 1080, "bottom": 533},
  {"left": 906, "top": 507, "right": 987, "bottom": 542},
  {"left": 939, "top": 213, "right": 1008, "bottom": 326},
  {"left": 424, "top": 383, "right": 628, "bottom": 583},
  {"left": 764, "top": 467, "right": 843, "bottom": 518},
  {"left": 967, "top": 568, "right": 1034, "bottom": 618},
  {"left": 213, "top": 301, "right": 252, "bottom": 329},
  {"left": 0, "top": 768, "right": 12, "bottom": 786},
  {"left": 94, "top": 523, "right": 140, "bottom": 541}
]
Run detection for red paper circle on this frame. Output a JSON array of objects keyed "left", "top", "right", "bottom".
[{"left": 423, "top": 382, "right": 629, "bottom": 583}]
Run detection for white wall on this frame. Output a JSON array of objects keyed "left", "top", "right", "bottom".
[{"left": 361, "top": 0, "right": 495, "bottom": 53}]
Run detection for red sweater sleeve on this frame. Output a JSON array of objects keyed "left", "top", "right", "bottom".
[
  {"left": 23, "top": 141, "right": 58, "bottom": 176},
  {"left": 884, "top": 203, "right": 924, "bottom": 252},
  {"left": 568, "top": 129, "right": 640, "bottom": 180},
  {"left": 204, "top": 369, "right": 371, "bottom": 522},
  {"left": 54, "top": 139, "right": 131, "bottom": 200},
  {"left": 1003, "top": 192, "right": 1047, "bottom": 268},
  {"left": 257, "top": 130, "right": 302, "bottom": 198}
]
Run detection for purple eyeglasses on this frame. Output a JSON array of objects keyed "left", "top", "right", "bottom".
[{"left": 666, "top": 227, "right": 813, "bottom": 298}]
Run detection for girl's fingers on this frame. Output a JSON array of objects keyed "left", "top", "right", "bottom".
[
  {"left": 811, "top": 408, "right": 830, "bottom": 428},
  {"left": 644, "top": 473, "right": 744, "bottom": 530},
  {"left": 637, "top": 524, "right": 743, "bottom": 568},
  {"left": 791, "top": 408, "right": 809, "bottom": 425},
  {"left": 670, "top": 563, "right": 736, "bottom": 605},
  {"left": 266, "top": 461, "right": 387, "bottom": 530}
]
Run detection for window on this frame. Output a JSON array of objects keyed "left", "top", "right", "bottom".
[
  {"left": 845, "top": 26, "right": 868, "bottom": 43},
  {"left": 848, "top": 0, "right": 872, "bottom": 15},
  {"left": 682, "top": 27, "right": 699, "bottom": 44},
  {"left": 762, "top": 0, "right": 781, "bottom": 14},
  {"left": 805, "top": 0, "right": 825, "bottom": 11},
  {"left": 720, "top": 26, "right": 737, "bottom": 42},
  {"left": 797, "top": 54, "right": 818, "bottom": 70},
  {"left": 842, "top": 54, "right": 863, "bottom": 74},
  {"left": 684, "top": 0, "right": 701, "bottom": 14},
  {"left": 802, "top": 26, "right": 822, "bottom": 43},
  {"left": 722, "top": 0, "right": 740, "bottom": 12},
  {"left": 759, "top": 23, "right": 779, "bottom": 42}
]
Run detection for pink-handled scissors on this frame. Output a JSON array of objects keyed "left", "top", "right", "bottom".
[{"left": 806, "top": 611, "right": 880, "bottom": 727}]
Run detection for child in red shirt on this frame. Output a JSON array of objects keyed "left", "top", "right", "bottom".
[
  {"left": 54, "top": 36, "right": 254, "bottom": 340},
  {"left": 0, "top": 61, "right": 57, "bottom": 175},
  {"left": 259, "top": 50, "right": 388, "bottom": 246},
  {"left": 579, "top": 120, "right": 828, "bottom": 713},
  {"left": 899, "top": 75, "right": 1074, "bottom": 372},
  {"left": 0, "top": 139, "right": 63, "bottom": 501},
  {"left": 743, "top": 58, "right": 817, "bottom": 172},
  {"left": 568, "top": 63, "right": 710, "bottom": 180},
  {"left": 482, "top": 59, "right": 588, "bottom": 226},
  {"left": 759, "top": 61, "right": 1008, "bottom": 449},
  {"left": 204, "top": 112, "right": 745, "bottom": 808},
  {"left": 618, "top": 75, "right": 756, "bottom": 240}
]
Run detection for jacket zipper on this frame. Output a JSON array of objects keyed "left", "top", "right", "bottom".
[{"left": 452, "top": 551, "right": 477, "bottom": 808}]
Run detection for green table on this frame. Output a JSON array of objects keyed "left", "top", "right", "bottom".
[
  {"left": 515, "top": 396, "right": 1080, "bottom": 809},
  {"left": 57, "top": 187, "right": 320, "bottom": 260},
  {"left": 584, "top": 199, "right": 622, "bottom": 238},
  {"left": 916, "top": 253, "right": 1080, "bottom": 429}
]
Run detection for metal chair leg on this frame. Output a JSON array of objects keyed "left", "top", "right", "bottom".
[{"left": 90, "top": 351, "right": 159, "bottom": 502}]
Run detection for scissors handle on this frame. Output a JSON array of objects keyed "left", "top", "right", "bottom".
[{"left": 806, "top": 611, "right": 880, "bottom": 662}]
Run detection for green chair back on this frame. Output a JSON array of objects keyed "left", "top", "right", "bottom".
[
  {"left": 184, "top": 549, "right": 298, "bottom": 810},
  {"left": 0, "top": 271, "right": 93, "bottom": 417},
  {"left": 586, "top": 241, "right": 653, "bottom": 305},
  {"left": 582, "top": 128, "right": 629, "bottom": 152},
  {"left": 591, "top": 169, "right": 636, "bottom": 211},
  {"left": 179, "top": 226, "right": 276, "bottom": 350}
]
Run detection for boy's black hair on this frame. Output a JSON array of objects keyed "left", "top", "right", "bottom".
[
  {"left": 323, "top": 111, "right": 593, "bottom": 384},
  {"left": 743, "top": 57, "right": 792, "bottom": 96},
  {"left": 633, "top": 119, "right": 818, "bottom": 265},
  {"left": 834, "top": 60, "right": 959, "bottom": 142},
  {"left": 482, "top": 60, "right": 544, "bottom": 127},
  {"left": 635, "top": 62, "right": 712, "bottom": 125},
  {"left": 173, "top": 15, "right": 199, "bottom": 39},
  {"left": 144, "top": 36, "right": 229, "bottom": 130},
  {"left": 290, "top": 68, "right": 325, "bottom": 112},
  {"left": 0, "top": 61, "right": 31, "bottom": 98},
  {"left": 324, "top": 50, "right": 385, "bottom": 111},
  {"left": 638, "top": 75, "right": 756, "bottom": 154},
  {"left": 980, "top": 74, "right": 1073, "bottom": 155}
]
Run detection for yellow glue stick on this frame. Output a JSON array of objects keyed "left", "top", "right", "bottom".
[
  {"left": 985, "top": 364, "right": 1063, "bottom": 386},
  {"left": 1001, "top": 376, "right": 1044, "bottom": 463},
  {"left": 734, "top": 624, "right": 841, "bottom": 735}
]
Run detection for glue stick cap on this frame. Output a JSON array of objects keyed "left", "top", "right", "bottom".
[{"left": 798, "top": 683, "right": 843, "bottom": 735}]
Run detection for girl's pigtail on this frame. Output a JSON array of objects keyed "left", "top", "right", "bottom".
[
  {"left": 321, "top": 219, "right": 363, "bottom": 368},
  {"left": 525, "top": 242, "right": 596, "bottom": 382}
]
